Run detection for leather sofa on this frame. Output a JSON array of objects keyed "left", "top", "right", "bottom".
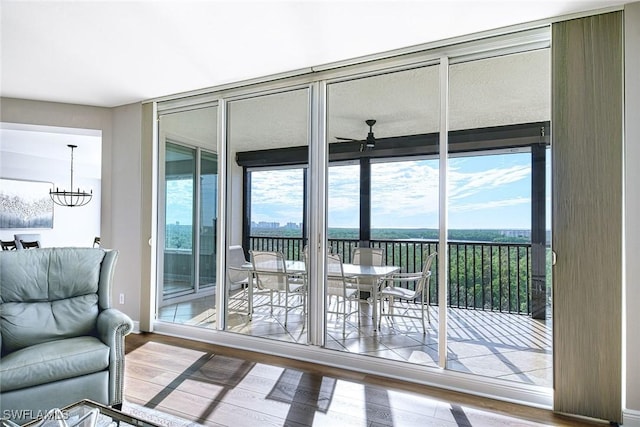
[{"left": 0, "top": 247, "right": 133, "bottom": 423}]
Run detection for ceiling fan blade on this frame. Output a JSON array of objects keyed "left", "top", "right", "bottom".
[{"left": 335, "top": 119, "right": 377, "bottom": 147}]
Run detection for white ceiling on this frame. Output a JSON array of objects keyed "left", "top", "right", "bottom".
[{"left": 0, "top": 0, "right": 629, "bottom": 108}]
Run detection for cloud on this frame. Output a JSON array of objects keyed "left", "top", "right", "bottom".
[
  {"left": 448, "top": 163, "right": 530, "bottom": 201},
  {"left": 166, "top": 179, "right": 194, "bottom": 224},
  {"left": 371, "top": 160, "right": 440, "bottom": 217},
  {"left": 250, "top": 169, "right": 304, "bottom": 206},
  {"left": 451, "top": 196, "right": 530, "bottom": 213},
  {"left": 244, "top": 153, "right": 534, "bottom": 228}
]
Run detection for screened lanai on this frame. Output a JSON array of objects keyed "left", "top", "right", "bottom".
[{"left": 156, "top": 39, "right": 552, "bottom": 389}]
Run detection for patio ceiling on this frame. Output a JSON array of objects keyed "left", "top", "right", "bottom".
[{"left": 170, "top": 49, "right": 550, "bottom": 153}]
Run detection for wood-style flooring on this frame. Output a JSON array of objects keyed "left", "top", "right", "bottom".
[{"left": 124, "top": 333, "right": 604, "bottom": 427}]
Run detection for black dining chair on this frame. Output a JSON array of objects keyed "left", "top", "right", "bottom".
[
  {"left": 20, "top": 240, "right": 40, "bottom": 249},
  {"left": 1, "top": 240, "right": 17, "bottom": 250}
]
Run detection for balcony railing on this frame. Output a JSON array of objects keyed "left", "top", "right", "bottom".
[{"left": 249, "top": 236, "right": 532, "bottom": 315}]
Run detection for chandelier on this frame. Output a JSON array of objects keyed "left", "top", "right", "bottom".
[{"left": 50, "top": 144, "right": 93, "bottom": 207}]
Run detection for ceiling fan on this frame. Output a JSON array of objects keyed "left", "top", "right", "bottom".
[{"left": 335, "top": 119, "right": 377, "bottom": 151}]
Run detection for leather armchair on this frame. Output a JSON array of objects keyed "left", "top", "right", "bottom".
[{"left": 0, "top": 247, "right": 133, "bottom": 424}]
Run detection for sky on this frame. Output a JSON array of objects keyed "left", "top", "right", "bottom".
[
  {"left": 249, "top": 151, "right": 550, "bottom": 230},
  {"left": 166, "top": 151, "right": 550, "bottom": 230},
  {"left": 165, "top": 175, "right": 217, "bottom": 226}
]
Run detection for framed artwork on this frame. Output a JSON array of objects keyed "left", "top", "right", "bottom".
[{"left": 0, "top": 178, "right": 54, "bottom": 229}]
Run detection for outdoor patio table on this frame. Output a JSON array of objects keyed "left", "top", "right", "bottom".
[
  {"left": 242, "top": 261, "right": 399, "bottom": 329},
  {"left": 341, "top": 264, "right": 401, "bottom": 330}
]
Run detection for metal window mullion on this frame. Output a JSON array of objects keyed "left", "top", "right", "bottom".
[
  {"left": 216, "top": 100, "right": 228, "bottom": 328},
  {"left": 193, "top": 147, "right": 202, "bottom": 293},
  {"left": 438, "top": 56, "right": 449, "bottom": 369},
  {"left": 309, "top": 81, "right": 326, "bottom": 347},
  {"left": 156, "top": 119, "right": 168, "bottom": 316}
]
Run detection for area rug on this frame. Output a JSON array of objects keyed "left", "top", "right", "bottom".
[{"left": 120, "top": 402, "right": 205, "bottom": 427}]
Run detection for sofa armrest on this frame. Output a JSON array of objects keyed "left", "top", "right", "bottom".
[{"left": 97, "top": 309, "right": 133, "bottom": 406}]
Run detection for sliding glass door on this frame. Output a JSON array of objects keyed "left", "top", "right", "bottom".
[
  {"left": 153, "top": 26, "right": 554, "bottom": 407},
  {"left": 446, "top": 48, "right": 552, "bottom": 386},
  {"left": 225, "top": 87, "right": 310, "bottom": 344},
  {"left": 324, "top": 64, "right": 441, "bottom": 363}
]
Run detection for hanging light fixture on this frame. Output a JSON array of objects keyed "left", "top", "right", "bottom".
[{"left": 50, "top": 144, "right": 92, "bottom": 207}]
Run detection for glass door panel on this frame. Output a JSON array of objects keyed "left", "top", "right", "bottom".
[
  {"left": 225, "top": 88, "right": 310, "bottom": 344},
  {"left": 199, "top": 151, "right": 218, "bottom": 289},
  {"left": 325, "top": 65, "right": 440, "bottom": 365},
  {"left": 163, "top": 142, "right": 196, "bottom": 298},
  {"left": 157, "top": 105, "right": 218, "bottom": 328},
  {"left": 446, "top": 49, "right": 552, "bottom": 385}
]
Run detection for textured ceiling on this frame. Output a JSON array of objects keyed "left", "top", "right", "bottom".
[{"left": 161, "top": 48, "right": 550, "bottom": 152}]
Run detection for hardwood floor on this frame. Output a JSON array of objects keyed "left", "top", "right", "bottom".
[{"left": 124, "top": 333, "right": 603, "bottom": 426}]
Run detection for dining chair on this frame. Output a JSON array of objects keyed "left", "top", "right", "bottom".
[
  {"left": 326, "top": 252, "right": 360, "bottom": 337},
  {"left": 350, "top": 247, "right": 386, "bottom": 313},
  {"left": 14, "top": 234, "right": 41, "bottom": 249},
  {"left": 378, "top": 251, "right": 437, "bottom": 334},
  {"left": 250, "top": 250, "right": 305, "bottom": 327},
  {"left": 20, "top": 240, "right": 40, "bottom": 249},
  {"left": 227, "top": 245, "right": 252, "bottom": 313},
  {"left": 352, "top": 247, "right": 385, "bottom": 267},
  {"left": 1, "top": 240, "right": 17, "bottom": 250}
]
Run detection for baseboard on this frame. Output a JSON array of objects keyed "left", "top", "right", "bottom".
[
  {"left": 131, "top": 321, "right": 141, "bottom": 334},
  {"left": 624, "top": 409, "right": 640, "bottom": 426}
]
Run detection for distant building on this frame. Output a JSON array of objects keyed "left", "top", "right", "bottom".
[
  {"left": 254, "top": 221, "right": 279, "bottom": 229},
  {"left": 500, "top": 229, "right": 531, "bottom": 238}
]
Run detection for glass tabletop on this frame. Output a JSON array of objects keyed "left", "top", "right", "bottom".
[{"left": 3, "top": 400, "right": 162, "bottom": 427}]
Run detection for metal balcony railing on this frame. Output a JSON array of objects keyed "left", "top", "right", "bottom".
[{"left": 249, "top": 236, "right": 532, "bottom": 315}]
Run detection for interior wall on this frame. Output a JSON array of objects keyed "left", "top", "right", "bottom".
[
  {"left": 0, "top": 128, "right": 101, "bottom": 247},
  {"left": 112, "top": 103, "right": 143, "bottom": 323},
  {"left": 0, "top": 97, "right": 140, "bottom": 324},
  {"left": 140, "top": 102, "right": 155, "bottom": 332},
  {"left": 625, "top": 0, "right": 640, "bottom": 419}
]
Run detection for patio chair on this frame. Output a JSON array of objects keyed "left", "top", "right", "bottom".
[
  {"left": 227, "top": 245, "right": 252, "bottom": 313},
  {"left": 350, "top": 247, "right": 386, "bottom": 311},
  {"left": 326, "top": 252, "right": 360, "bottom": 337},
  {"left": 250, "top": 250, "right": 306, "bottom": 327},
  {"left": 378, "top": 251, "right": 437, "bottom": 334}
]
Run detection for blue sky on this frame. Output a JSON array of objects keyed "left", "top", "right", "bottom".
[
  {"left": 250, "top": 152, "right": 549, "bottom": 230},
  {"left": 168, "top": 151, "right": 550, "bottom": 230},
  {"left": 165, "top": 176, "right": 218, "bottom": 226}
]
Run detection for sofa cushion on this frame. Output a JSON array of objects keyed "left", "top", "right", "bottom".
[
  {"left": 0, "top": 336, "right": 110, "bottom": 392},
  {"left": 1, "top": 295, "right": 99, "bottom": 354},
  {"left": 0, "top": 248, "right": 105, "bottom": 353}
]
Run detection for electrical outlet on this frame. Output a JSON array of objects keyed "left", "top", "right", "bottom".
[{"left": 119, "top": 293, "right": 125, "bottom": 305}]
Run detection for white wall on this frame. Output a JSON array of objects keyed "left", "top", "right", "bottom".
[
  {"left": 0, "top": 125, "right": 101, "bottom": 247},
  {"left": 111, "top": 102, "right": 143, "bottom": 323}
]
